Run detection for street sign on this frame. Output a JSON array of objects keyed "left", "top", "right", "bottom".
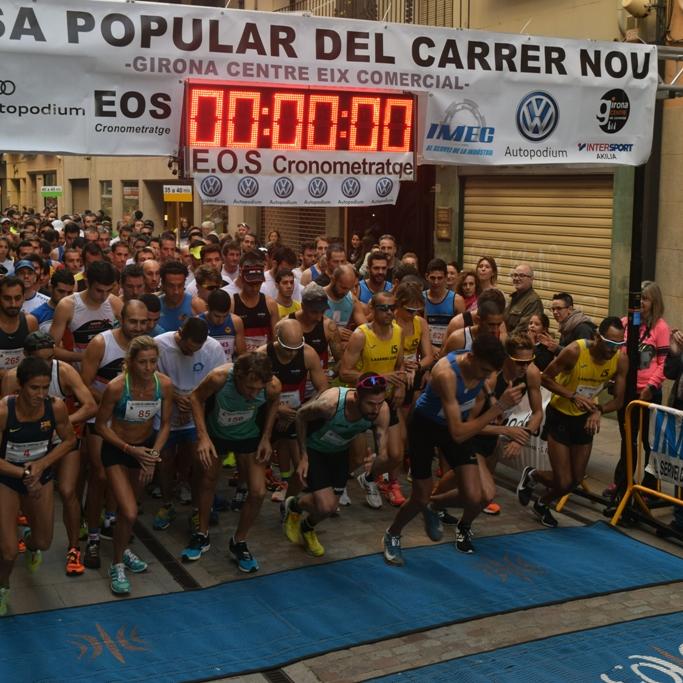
[
  {"left": 40, "top": 185, "right": 63, "bottom": 197},
  {"left": 163, "top": 185, "right": 193, "bottom": 202}
]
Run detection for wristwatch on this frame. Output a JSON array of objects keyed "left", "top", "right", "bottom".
[{"left": 22, "top": 466, "right": 31, "bottom": 480}]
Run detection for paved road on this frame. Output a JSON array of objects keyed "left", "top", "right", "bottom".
[{"left": 9, "top": 417, "right": 683, "bottom": 682}]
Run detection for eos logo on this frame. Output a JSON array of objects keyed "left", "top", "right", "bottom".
[
  {"left": 516, "top": 91, "right": 559, "bottom": 142},
  {"left": 0, "top": 80, "right": 16, "bottom": 96},
  {"left": 199, "top": 175, "right": 222, "bottom": 198},
  {"left": 376, "top": 177, "right": 394, "bottom": 198},
  {"left": 238, "top": 176, "right": 259, "bottom": 198},
  {"left": 308, "top": 177, "right": 328, "bottom": 199},
  {"left": 273, "top": 177, "right": 294, "bottom": 199},
  {"left": 341, "top": 177, "right": 361, "bottom": 198}
]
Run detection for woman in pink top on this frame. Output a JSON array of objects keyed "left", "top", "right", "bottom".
[{"left": 611, "top": 281, "right": 670, "bottom": 497}]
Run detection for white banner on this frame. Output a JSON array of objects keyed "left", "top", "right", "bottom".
[
  {"left": 648, "top": 407, "right": 683, "bottom": 487},
  {"left": 0, "top": 0, "right": 657, "bottom": 166}
]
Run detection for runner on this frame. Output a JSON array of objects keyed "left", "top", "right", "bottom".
[
  {"left": 257, "top": 318, "right": 328, "bottom": 504},
  {"left": 383, "top": 335, "right": 523, "bottom": 564},
  {"left": 283, "top": 373, "right": 390, "bottom": 557},
  {"left": 30, "top": 270, "right": 75, "bottom": 333},
  {"left": 517, "top": 317, "right": 628, "bottom": 527},
  {"left": 0, "top": 357, "right": 77, "bottom": 616},
  {"left": 340, "top": 291, "right": 407, "bottom": 508},
  {"left": 0, "top": 277, "right": 38, "bottom": 381},
  {"left": 324, "top": 264, "right": 366, "bottom": 346},
  {"left": 2, "top": 331, "right": 97, "bottom": 577},
  {"left": 95, "top": 336, "right": 173, "bottom": 595},
  {"left": 198, "top": 289, "right": 246, "bottom": 362},
  {"left": 190, "top": 352, "right": 281, "bottom": 571},
  {"left": 158, "top": 261, "right": 206, "bottom": 332},
  {"left": 424, "top": 258, "right": 465, "bottom": 353},
  {"left": 80, "top": 300, "right": 149, "bottom": 568},
  {"left": 274, "top": 268, "right": 301, "bottom": 319}
]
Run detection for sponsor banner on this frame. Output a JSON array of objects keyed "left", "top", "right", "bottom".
[
  {"left": 194, "top": 172, "right": 399, "bottom": 206},
  {"left": 0, "top": 0, "right": 657, "bottom": 166},
  {"left": 163, "top": 184, "right": 192, "bottom": 202},
  {"left": 647, "top": 408, "right": 683, "bottom": 487}
]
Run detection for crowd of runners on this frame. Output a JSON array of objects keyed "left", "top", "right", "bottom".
[{"left": 0, "top": 206, "right": 679, "bottom": 616}]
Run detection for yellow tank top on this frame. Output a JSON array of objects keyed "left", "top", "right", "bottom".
[
  {"left": 277, "top": 300, "right": 301, "bottom": 320},
  {"left": 550, "top": 339, "right": 619, "bottom": 416},
  {"left": 402, "top": 316, "right": 423, "bottom": 362},
  {"left": 357, "top": 322, "right": 402, "bottom": 375}
]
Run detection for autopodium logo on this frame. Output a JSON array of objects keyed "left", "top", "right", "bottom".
[
  {"left": 273, "top": 177, "right": 294, "bottom": 199},
  {"left": 238, "top": 176, "right": 259, "bottom": 198},
  {"left": 516, "top": 91, "right": 559, "bottom": 142},
  {"left": 0, "top": 80, "right": 16, "bottom": 96},
  {"left": 341, "top": 177, "right": 361, "bottom": 198},
  {"left": 376, "top": 177, "right": 394, "bottom": 198},
  {"left": 199, "top": 175, "right": 222, "bottom": 198},
  {"left": 308, "top": 177, "right": 328, "bottom": 199}
]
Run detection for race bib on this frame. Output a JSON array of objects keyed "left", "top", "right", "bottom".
[
  {"left": 6, "top": 439, "right": 49, "bottom": 464},
  {"left": 125, "top": 400, "right": 161, "bottom": 423},
  {"left": 217, "top": 408, "right": 254, "bottom": 427},
  {"left": 437, "top": 397, "right": 476, "bottom": 420},
  {"left": 319, "top": 430, "right": 348, "bottom": 447},
  {"left": 219, "top": 336, "right": 236, "bottom": 360},
  {"left": 575, "top": 384, "right": 602, "bottom": 399},
  {"left": 245, "top": 335, "right": 267, "bottom": 352},
  {"left": 280, "top": 391, "right": 301, "bottom": 409},
  {"left": 430, "top": 325, "right": 447, "bottom": 347},
  {"left": 0, "top": 347, "right": 22, "bottom": 370}
]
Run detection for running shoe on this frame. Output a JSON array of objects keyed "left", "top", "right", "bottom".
[
  {"left": 25, "top": 548, "right": 42, "bottom": 573},
  {"left": 533, "top": 500, "right": 559, "bottom": 528},
  {"left": 271, "top": 482, "right": 288, "bottom": 503},
  {"left": 483, "top": 502, "right": 501, "bottom": 515},
  {"left": 181, "top": 532, "right": 210, "bottom": 562},
  {"left": 516, "top": 466, "right": 536, "bottom": 507},
  {"left": 149, "top": 485, "right": 162, "bottom": 499},
  {"left": 385, "top": 480, "right": 406, "bottom": 506},
  {"left": 123, "top": 549, "right": 148, "bottom": 573},
  {"left": 436, "top": 509, "right": 460, "bottom": 526},
  {"left": 382, "top": 531, "right": 404, "bottom": 566},
  {"left": 230, "top": 488, "right": 248, "bottom": 511},
  {"left": 0, "top": 587, "right": 8, "bottom": 617},
  {"left": 17, "top": 538, "right": 26, "bottom": 554},
  {"left": 188, "top": 508, "right": 199, "bottom": 533},
  {"left": 265, "top": 467, "right": 284, "bottom": 492},
  {"left": 229, "top": 537, "right": 259, "bottom": 573},
  {"left": 177, "top": 482, "right": 192, "bottom": 505},
  {"left": 602, "top": 483, "right": 617, "bottom": 499},
  {"left": 356, "top": 472, "right": 382, "bottom": 509},
  {"left": 282, "top": 496, "right": 302, "bottom": 545},
  {"left": 422, "top": 504, "right": 444, "bottom": 542},
  {"left": 65, "top": 547, "right": 85, "bottom": 576},
  {"left": 455, "top": 524, "right": 475, "bottom": 554},
  {"left": 338, "top": 487, "right": 352, "bottom": 507},
  {"left": 222, "top": 451, "right": 236, "bottom": 468},
  {"left": 84, "top": 540, "right": 101, "bottom": 569},
  {"left": 100, "top": 517, "right": 116, "bottom": 541},
  {"left": 301, "top": 525, "right": 325, "bottom": 557},
  {"left": 109, "top": 563, "right": 130, "bottom": 595},
  {"left": 153, "top": 503, "right": 176, "bottom": 531}
]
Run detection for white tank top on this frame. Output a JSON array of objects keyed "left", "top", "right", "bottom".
[
  {"left": 49, "top": 360, "right": 66, "bottom": 400},
  {"left": 68, "top": 292, "right": 115, "bottom": 353},
  {"left": 87, "top": 330, "right": 127, "bottom": 424}
]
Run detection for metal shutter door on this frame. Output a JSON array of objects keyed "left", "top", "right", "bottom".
[
  {"left": 261, "top": 207, "right": 328, "bottom": 250},
  {"left": 462, "top": 175, "right": 614, "bottom": 325}
]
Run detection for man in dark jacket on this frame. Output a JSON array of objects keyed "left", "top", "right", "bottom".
[{"left": 538, "top": 292, "right": 596, "bottom": 356}]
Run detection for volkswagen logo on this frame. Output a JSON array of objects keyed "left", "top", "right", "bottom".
[
  {"left": 238, "top": 176, "right": 259, "bottom": 198},
  {"left": 376, "top": 177, "right": 394, "bottom": 199},
  {"left": 516, "top": 91, "right": 559, "bottom": 142},
  {"left": 199, "top": 175, "right": 222, "bottom": 198},
  {"left": 273, "top": 177, "right": 294, "bottom": 199},
  {"left": 308, "top": 177, "right": 328, "bottom": 199},
  {"left": 341, "top": 177, "right": 361, "bottom": 199},
  {"left": 0, "top": 80, "right": 16, "bottom": 96}
]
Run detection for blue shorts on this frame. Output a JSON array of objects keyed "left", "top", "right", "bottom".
[{"left": 164, "top": 428, "right": 197, "bottom": 450}]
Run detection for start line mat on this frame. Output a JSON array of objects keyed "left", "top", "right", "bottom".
[
  {"left": 3, "top": 523, "right": 683, "bottom": 682},
  {"left": 368, "top": 610, "right": 683, "bottom": 682}
]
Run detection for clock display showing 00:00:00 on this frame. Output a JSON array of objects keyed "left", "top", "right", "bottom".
[{"left": 186, "top": 84, "right": 415, "bottom": 153}]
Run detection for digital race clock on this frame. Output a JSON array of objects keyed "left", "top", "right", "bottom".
[{"left": 184, "top": 82, "right": 415, "bottom": 153}]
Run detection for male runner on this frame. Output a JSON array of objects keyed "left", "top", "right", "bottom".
[
  {"left": 0, "top": 277, "right": 38, "bottom": 381},
  {"left": 198, "top": 289, "right": 246, "bottom": 362},
  {"left": 190, "top": 352, "right": 281, "bottom": 571},
  {"left": 424, "top": 258, "right": 465, "bottom": 353},
  {"left": 284, "top": 373, "right": 390, "bottom": 557},
  {"left": 30, "top": 270, "right": 75, "bottom": 333},
  {"left": 158, "top": 261, "right": 206, "bottom": 332}
]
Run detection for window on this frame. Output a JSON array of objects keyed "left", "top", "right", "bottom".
[
  {"left": 100, "top": 180, "right": 112, "bottom": 218},
  {"left": 122, "top": 181, "right": 139, "bottom": 218}
]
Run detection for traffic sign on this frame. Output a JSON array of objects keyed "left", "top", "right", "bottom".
[{"left": 163, "top": 185, "right": 192, "bottom": 202}]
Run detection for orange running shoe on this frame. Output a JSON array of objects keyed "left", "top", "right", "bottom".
[
  {"left": 483, "top": 502, "right": 501, "bottom": 515},
  {"left": 385, "top": 480, "right": 406, "bottom": 507},
  {"left": 65, "top": 547, "right": 85, "bottom": 576},
  {"left": 17, "top": 538, "right": 26, "bottom": 554}
]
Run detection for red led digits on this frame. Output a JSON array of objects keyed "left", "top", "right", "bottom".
[
  {"left": 226, "top": 91, "right": 261, "bottom": 148},
  {"left": 272, "top": 92, "right": 305, "bottom": 150},
  {"left": 188, "top": 88, "right": 224, "bottom": 146},
  {"left": 382, "top": 98, "right": 413, "bottom": 152},
  {"left": 307, "top": 95, "right": 339, "bottom": 151},
  {"left": 349, "top": 97, "right": 381, "bottom": 151}
]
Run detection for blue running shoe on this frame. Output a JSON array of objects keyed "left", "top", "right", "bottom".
[
  {"left": 229, "top": 537, "right": 259, "bottom": 573},
  {"left": 181, "top": 532, "right": 210, "bottom": 562}
]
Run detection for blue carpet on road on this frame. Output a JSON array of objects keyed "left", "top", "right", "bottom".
[
  {"left": 4, "top": 522, "right": 683, "bottom": 682},
  {"left": 368, "top": 610, "right": 683, "bottom": 682}
]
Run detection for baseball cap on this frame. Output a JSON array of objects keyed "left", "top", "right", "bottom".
[
  {"left": 242, "top": 265, "right": 265, "bottom": 283},
  {"left": 14, "top": 259, "right": 36, "bottom": 272},
  {"left": 302, "top": 282, "right": 329, "bottom": 311},
  {"left": 52, "top": 219, "right": 65, "bottom": 231},
  {"left": 24, "top": 331, "right": 55, "bottom": 352}
]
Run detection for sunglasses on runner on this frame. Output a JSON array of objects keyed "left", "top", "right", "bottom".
[
  {"left": 374, "top": 303, "right": 396, "bottom": 312},
  {"left": 598, "top": 334, "right": 626, "bottom": 348},
  {"left": 356, "top": 374, "right": 388, "bottom": 391}
]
